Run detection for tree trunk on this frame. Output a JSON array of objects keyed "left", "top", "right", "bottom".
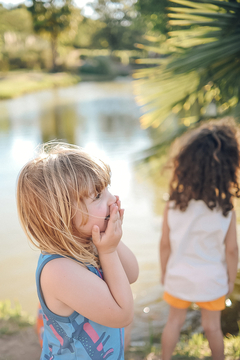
[{"left": 51, "top": 34, "right": 58, "bottom": 72}]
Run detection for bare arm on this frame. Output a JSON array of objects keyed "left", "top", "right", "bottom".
[
  {"left": 115, "top": 195, "right": 139, "bottom": 284},
  {"left": 117, "top": 241, "right": 139, "bottom": 284},
  {"left": 41, "top": 203, "right": 134, "bottom": 329},
  {"left": 160, "top": 203, "right": 171, "bottom": 285},
  {"left": 225, "top": 210, "right": 238, "bottom": 295}
]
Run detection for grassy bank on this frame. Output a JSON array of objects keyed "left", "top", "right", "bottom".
[
  {"left": 0, "top": 71, "right": 80, "bottom": 100},
  {"left": 126, "top": 332, "right": 240, "bottom": 359},
  {"left": 1, "top": 300, "right": 240, "bottom": 360},
  {"left": 0, "top": 299, "right": 34, "bottom": 336},
  {"left": 125, "top": 334, "right": 240, "bottom": 360}
]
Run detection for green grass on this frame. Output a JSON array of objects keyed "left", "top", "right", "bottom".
[
  {"left": 125, "top": 333, "right": 240, "bottom": 359},
  {"left": 0, "top": 300, "right": 34, "bottom": 336},
  {"left": 0, "top": 71, "right": 80, "bottom": 99}
]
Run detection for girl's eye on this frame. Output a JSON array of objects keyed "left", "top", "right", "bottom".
[{"left": 95, "top": 193, "right": 101, "bottom": 200}]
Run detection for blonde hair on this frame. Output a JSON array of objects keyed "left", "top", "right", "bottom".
[{"left": 17, "top": 142, "right": 111, "bottom": 268}]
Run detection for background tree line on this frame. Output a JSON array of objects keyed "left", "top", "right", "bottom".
[
  {"left": 0, "top": 0, "right": 150, "bottom": 72},
  {"left": 0, "top": 0, "right": 239, "bottom": 141}
]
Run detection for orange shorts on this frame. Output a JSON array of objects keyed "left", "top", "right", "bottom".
[{"left": 163, "top": 292, "right": 226, "bottom": 311}]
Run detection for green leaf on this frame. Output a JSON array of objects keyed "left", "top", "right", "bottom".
[
  {"left": 169, "top": 0, "right": 219, "bottom": 11},
  {"left": 190, "top": 0, "right": 240, "bottom": 11},
  {"left": 134, "top": 0, "right": 240, "bottom": 144}
]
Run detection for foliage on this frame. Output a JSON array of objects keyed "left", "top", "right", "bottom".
[
  {"left": 0, "top": 5, "right": 49, "bottom": 71},
  {"left": 133, "top": 0, "right": 240, "bottom": 136},
  {"left": 0, "top": 300, "right": 33, "bottom": 324},
  {"left": 1, "top": 47, "right": 51, "bottom": 71},
  {"left": 173, "top": 333, "right": 211, "bottom": 358},
  {"left": 0, "top": 4, "right": 32, "bottom": 35},
  {"left": 0, "top": 300, "right": 34, "bottom": 335},
  {"left": 28, "top": 0, "right": 72, "bottom": 38},
  {"left": 125, "top": 332, "right": 240, "bottom": 359},
  {"left": 134, "top": 0, "right": 185, "bottom": 38},
  {"left": 79, "top": 55, "right": 114, "bottom": 75},
  {"left": 86, "top": 0, "right": 146, "bottom": 50},
  {"left": 70, "top": 17, "right": 106, "bottom": 49},
  {"left": 0, "top": 2, "right": 146, "bottom": 71},
  {"left": 0, "top": 4, "right": 33, "bottom": 55},
  {"left": 28, "top": 0, "right": 74, "bottom": 70},
  {"left": 134, "top": 0, "right": 169, "bottom": 35}
]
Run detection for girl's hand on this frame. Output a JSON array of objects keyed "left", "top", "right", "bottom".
[
  {"left": 115, "top": 195, "right": 124, "bottom": 224},
  {"left": 92, "top": 203, "right": 123, "bottom": 255}
]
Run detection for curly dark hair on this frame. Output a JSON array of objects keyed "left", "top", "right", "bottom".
[{"left": 169, "top": 118, "right": 240, "bottom": 216}]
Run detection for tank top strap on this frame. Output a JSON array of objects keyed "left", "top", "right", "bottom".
[{"left": 36, "top": 253, "right": 103, "bottom": 322}]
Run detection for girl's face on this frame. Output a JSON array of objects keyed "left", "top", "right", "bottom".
[{"left": 73, "top": 187, "right": 117, "bottom": 237}]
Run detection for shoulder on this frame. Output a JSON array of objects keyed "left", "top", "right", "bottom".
[
  {"left": 226, "top": 209, "right": 236, "bottom": 227},
  {"left": 40, "top": 257, "right": 102, "bottom": 304},
  {"left": 41, "top": 257, "right": 91, "bottom": 284}
]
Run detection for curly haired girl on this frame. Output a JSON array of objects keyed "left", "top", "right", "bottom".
[{"left": 160, "top": 118, "right": 239, "bottom": 360}]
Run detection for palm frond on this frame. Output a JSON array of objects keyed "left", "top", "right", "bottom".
[
  {"left": 134, "top": 0, "right": 240, "bottom": 141},
  {"left": 169, "top": 0, "right": 219, "bottom": 10},
  {"left": 188, "top": 0, "right": 240, "bottom": 10}
]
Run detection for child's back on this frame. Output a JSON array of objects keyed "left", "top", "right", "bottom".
[
  {"left": 160, "top": 118, "right": 239, "bottom": 360},
  {"left": 166, "top": 199, "right": 232, "bottom": 301}
]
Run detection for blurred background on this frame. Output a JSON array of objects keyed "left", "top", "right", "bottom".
[{"left": 0, "top": 0, "right": 240, "bottom": 355}]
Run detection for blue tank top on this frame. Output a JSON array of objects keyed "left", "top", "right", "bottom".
[{"left": 36, "top": 253, "right": 125, "bottom": 360}]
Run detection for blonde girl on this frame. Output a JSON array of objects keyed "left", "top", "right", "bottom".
[
  {"left": 17, "top": 142, "right": 139, "bottom": 360},
  {"left": 160, "top": 119, "right": 239, "bottom": 360}
]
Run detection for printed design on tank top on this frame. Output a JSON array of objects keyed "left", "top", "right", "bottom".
[
  {"left": 42, "top": 265, "right": 124, "bottom": 359},
  {"left": 116, "top": 328, "right": 124, "bottom": 360},
  {"left": 44, "top": 315, "right": 124, "bottom": 359},
  {"left": 72, "top": 317, "right": 114, "bottom": 359},
  {"left": 44, "top": 345, "right": 54, "bottom": 360},
  {"left": 44, "top": 314, "right": 74, "bottom": 355}
]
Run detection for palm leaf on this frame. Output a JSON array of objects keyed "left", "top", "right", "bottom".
[
  {"left": 134, "top": 0, "right": 240, "bottom": 145},
  {"left": 169, "top": 0, "right": 219, "bottom": 10},
  {"left": 189, "top": 0, "right": 240, "bottom": 10}
]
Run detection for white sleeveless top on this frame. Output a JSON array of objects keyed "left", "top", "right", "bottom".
[{"left": 164, "top": 199, "right": 232, "bottom": 301}]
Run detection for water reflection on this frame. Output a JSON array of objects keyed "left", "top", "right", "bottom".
[
  {"left": 40, "top": 104, "right": 77, "bottom": 144},
  {"left": 0, "top": 103, "right": 10, "bottom": 133}
]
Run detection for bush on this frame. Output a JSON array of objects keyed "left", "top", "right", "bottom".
[
  {"left": 79, "top": 56, "right": 114, "bottom": 76},
  {"left": 0, "top": 48, "right": 52, "bottom": 71}
]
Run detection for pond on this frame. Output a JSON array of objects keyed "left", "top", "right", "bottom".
[{"left": 0, "top": 77, "right": 239, "bottom": 343}]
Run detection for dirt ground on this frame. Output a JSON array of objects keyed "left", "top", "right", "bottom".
[
  {"left": 0, "top": 325, "right": 150, "bottom": 360},
  {"left": 0, "top": 326, "right": 41, "bottom": 360}
]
